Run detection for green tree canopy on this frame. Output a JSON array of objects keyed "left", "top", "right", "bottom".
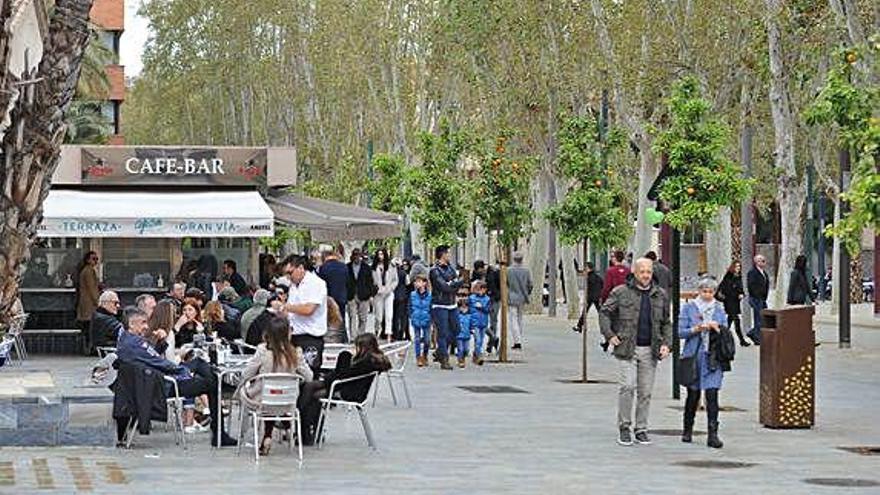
[
  {"left": 546, "top": 114, "right": 630, "bottom": 249},
  {"left": 653, "top": 77, "right": 753, "bottom": 230}
]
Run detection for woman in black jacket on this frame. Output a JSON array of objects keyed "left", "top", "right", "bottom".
[
  {"left": 298, "top": 333, "right": 391, "bottom": 445},
  {"left": 787, "top": 254, "right": 812, "bottom": 306},
  {"left": 716, "top": 262, "right": 749, "bottom": 347}
]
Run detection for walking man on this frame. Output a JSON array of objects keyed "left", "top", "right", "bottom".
[
  {"left": 746, "top": 255, "right": 770, "bottom": 345},
  {"left": 430, "top": 245, "right": 462, "bottom": 370},
  {"left": 507, "top": 252, "right": 533, "bottom": 350},
  {"left": 346, "top": 248, "right": 374, "bottom": 338},
  {"left": 599, "top": 258, "right": 672, "bottom": 446}
]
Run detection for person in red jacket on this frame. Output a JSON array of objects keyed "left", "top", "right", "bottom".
[
  {"left": 598, "top": 251, "right": 631, "bottom": 352},
  {"left": 601, "top": 251, "right": 631, "bottom": 302}
]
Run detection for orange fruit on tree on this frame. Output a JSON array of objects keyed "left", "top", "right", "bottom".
[
  {"left": 594, "top": 179, "right": 602, "bottom": 187},
  {"left": 686, "top": 187, "right": 696, "bottom": 195},
  {"left": 846, "top": 51, "right": 858, "bottom": 64}
]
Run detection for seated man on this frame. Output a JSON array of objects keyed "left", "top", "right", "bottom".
[
  {"left": 90, "top": 291, "right": 124, "bottom": 352},
  {"left": 115, "top": 306, "right": 237, "bottom": 447}
]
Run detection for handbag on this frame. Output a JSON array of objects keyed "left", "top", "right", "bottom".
[{"left": 677, "top": 355, "right": 699, "bottom": 387}]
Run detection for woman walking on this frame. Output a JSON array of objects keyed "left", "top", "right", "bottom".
[
  {"left": 716, "top": 262, "right": 749, "bottom": 347},
  {"left": 787, "top": 254, "right": 812, "bottom": 305},
  {"left": 76, "top": 251, "right": 101, "bottom": 353},
  {"left": 371, "top": 248, "right": 397, "bottom": 339},
  {"left": 679, "top": 277, "right": 735, "bottom": 449}
]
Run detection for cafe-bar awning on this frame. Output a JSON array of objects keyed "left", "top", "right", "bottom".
[
  {"left": 266, "top": 190, "right": 402, "bottom": 241},
  {"left": 39, "top": 190, "right": 274, "bottom": 238}
]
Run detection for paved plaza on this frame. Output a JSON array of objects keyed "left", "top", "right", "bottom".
[{"left": 1, "top": 309, "right": 879, "bottom": 494}]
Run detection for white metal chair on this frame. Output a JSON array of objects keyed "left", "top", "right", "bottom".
[
  {"left": 0, "top": 337, "right": 15, "bottom": 368},
  {"left": 316, "top": 371, "right": 380, "bottom": 450},
  {"left": 123, "top": 375, "right": 187, "bottom": 449},
  {"left": 372, "top": 341, "right": 413, "bottom": 408},
  {"left": 7, "top": 313, "right": 28, "bottom": 363},
  {"left": 236, "top": 373, "right": 304, "bottom": 465},
  {"left": 96, "top": 346, "right": 117, "bottom": 358}
]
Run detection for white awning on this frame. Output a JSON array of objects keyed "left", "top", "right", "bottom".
[{"left": 39, "top": 190, "right": 274, "bottom": 238}]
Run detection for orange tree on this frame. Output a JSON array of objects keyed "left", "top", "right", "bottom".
[
  {"left": 474, "top": 131, "right": 536, "bottom": 362},
  {"left": 652, "top": 77, "right": 752, "bottom": 230},
  {"left": 806, "top": 43, "right": 880, "bottom": 256},
  {"left": 545, "top": 114, "right": 630, "bottom": 381}
]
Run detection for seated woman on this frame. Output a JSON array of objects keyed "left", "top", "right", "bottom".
[
  {"left": 174, "top": 300, "right": 205, "bottom": 348},
  {"left": 298, "top": 333, "right": 392, "bottom": 445},
  {"left": 146, "top": 299, "right": 177, "bottom": 362},
  {"left": 203, "top": 300, "right": 238, "bottom": 341},
  {"left": 238, "top": 317, "right": 313, "bottom": 455}
]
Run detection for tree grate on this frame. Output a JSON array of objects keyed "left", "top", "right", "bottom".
[
  {"left": 457, "top": 385, "right": 530, "bottom": 394},
  {"left": 837, "top": 446, "right": 880, "bottom": 456},
  {"left": 650, "top": 429, "right": 705, "bottom": 436},
  {"left": 803, "top": 478, "right": 880, "bottom": 488},
  {"left": 667, "top": 405, "right": 747, "bottom": 412},
  {"left": 674, "top": 460, "right": 757, "bottom": 469}
]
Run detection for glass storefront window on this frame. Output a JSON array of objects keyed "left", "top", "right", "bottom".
[
  {"left": 103, "top": 238, "right": 172, "bottom": 288},
  {"left": 182, "top": 238, "right": 253, "bottom": 285},
  {"left": 21, "top": 238, "right": 84, "bottom": 288}
]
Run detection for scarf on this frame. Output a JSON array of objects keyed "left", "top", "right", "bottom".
[{"left": 694, "top": 297, "right": 716, "bottom": 352}]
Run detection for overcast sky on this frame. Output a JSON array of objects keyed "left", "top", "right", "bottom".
[{"left": 120, "top": 1, "right": 150, "bottom": 78}]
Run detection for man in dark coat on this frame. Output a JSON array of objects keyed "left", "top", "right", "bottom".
[
  {"left": 746, "top": 255, "right": 770, "bottom": 345},
  {"left": 573, "top": 262, "right": 604, "bottom": 333},
  {"left": 223, "top": 259, "right": 249, "bottom": 297},
  {"left": 645, "top": 251, "right": 672, "bottom": 297},
  {"left": 90, "top": 291, "right": 123, "bottom": 351},
  {"left": 346, "top": 248, "right": 374, "bottom": 337},
  {"left": 318, "top": 246, "right": 350, "bottom": 341}
]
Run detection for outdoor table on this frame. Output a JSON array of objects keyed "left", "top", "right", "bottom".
[{"left": 213, "top": 355, "right": 250, "bottom": 448}]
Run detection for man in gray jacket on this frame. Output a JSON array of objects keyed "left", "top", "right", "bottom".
[
  {"left": 507, "top": 252, "right": 533, "bottom": 350},
  {"left": 599, "top": 258, "right": 672, "bottom": 446}
]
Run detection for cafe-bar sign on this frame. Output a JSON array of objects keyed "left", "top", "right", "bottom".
[{"left": 81, "top": 147, "right": 267, "bottom": 186}]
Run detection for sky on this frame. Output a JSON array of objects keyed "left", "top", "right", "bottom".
[{"left": 119, "top": 1, "right": 150, "bottom": 78}]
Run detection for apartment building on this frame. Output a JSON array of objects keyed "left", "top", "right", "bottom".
[{"left": 89, "top": 0, "right": 125, "bottom": 144}]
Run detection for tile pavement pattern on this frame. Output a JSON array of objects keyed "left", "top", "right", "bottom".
[{"left": 1, "top": 313, "right": 879, "bottom": 494}]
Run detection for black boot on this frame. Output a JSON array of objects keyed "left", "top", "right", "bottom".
[
  {"left": 705, "top": 389, "right": 723, "bottom": 448},
  {"left": 682, "top": 388, "right": 699, "bottom": 443},
  {"left": 707, "top": 422, "right": 723, "bottom": 449},
  {"left": 733, "top": 318, "right": 750, "bottom": 347}
]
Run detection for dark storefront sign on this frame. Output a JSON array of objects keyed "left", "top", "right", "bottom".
[{"left": 81, "top": 147, "right": 267, "bottom": 186}]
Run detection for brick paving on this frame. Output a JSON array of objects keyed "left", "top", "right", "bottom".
[{"left": 1, "top": 313, "right": 879, "bottom": 494}]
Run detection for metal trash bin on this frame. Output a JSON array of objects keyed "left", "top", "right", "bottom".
[{"left": 759, "top": 305, "right": 816, "bottom": 428}]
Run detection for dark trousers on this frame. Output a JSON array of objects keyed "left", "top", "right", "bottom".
[
  {"left": 575, "top": 300, "right": 602, "bottom": 330},
  {"left": 292, "top": 334, "right": 325, "bottom": 375},
  {"left": 392, "top": 298, "right": 409, "bottom": 341},
  {"left": 431, "top": 307, "right": 459, "bottom": 360},
  {"left": 748, "top": 297, "right": 766, "bottom": 343},
  {"left": 177, "top": 360, "right": 221, "bottom": 434},
  {"left": 726, "top": 312, "right": 746, "bottom": 343},
  {"left": 298, "top": 380, "right": 328, "bottom": 445},
  {"left": 684, "top": 387, "right": 720, "bottom": 426}
]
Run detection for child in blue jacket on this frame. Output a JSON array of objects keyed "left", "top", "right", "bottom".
[
  {"left": 409, "top": 274, "right": 432, "bottom": 367},
  {"left": 468, "top": 280, "right": 491, "bottom": 365},
  {"left": 456, "top": 297, "right": 472, "bottom": 368}
]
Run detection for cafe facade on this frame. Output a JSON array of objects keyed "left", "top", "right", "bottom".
[{"left": 20, "top": 145, "right": 294, "bottom": 335}]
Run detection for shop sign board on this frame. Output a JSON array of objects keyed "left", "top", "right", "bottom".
[
  {"left": 81, "top": 147, "right": 267, "bottom": 186},
  {"left": 38, "top": 217, "right": 274, "bottom": 238}
]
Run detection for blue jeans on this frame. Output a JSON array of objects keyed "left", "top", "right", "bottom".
[
  {"left": 413, "top": 325, "right": 430, "bottom": 357},
  {"left": 456, "top": 338, "right": 470, "bottom": 359},
  {"left": 431, "top": 307, "right": 459, "bottom": 360},
  {"left": 473, "top": 325, "right": 487, "bottom": 356},
  {"left": 748, "top": 297, "right": 766, "bottom": 344}
]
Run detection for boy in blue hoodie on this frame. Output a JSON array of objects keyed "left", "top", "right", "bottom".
[
  {"left": 468, "top": 280, "right": 491, "bottom": 365},
  {"left": 456, "top": 297, "right": 472, "bottom": 368},
  {"left": 409, "top": 274, "right": 432, "bottom": 367}
]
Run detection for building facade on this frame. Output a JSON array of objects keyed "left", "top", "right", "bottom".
[{"left": 89, "top": 0, "right": 125, "bottom": 143}]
